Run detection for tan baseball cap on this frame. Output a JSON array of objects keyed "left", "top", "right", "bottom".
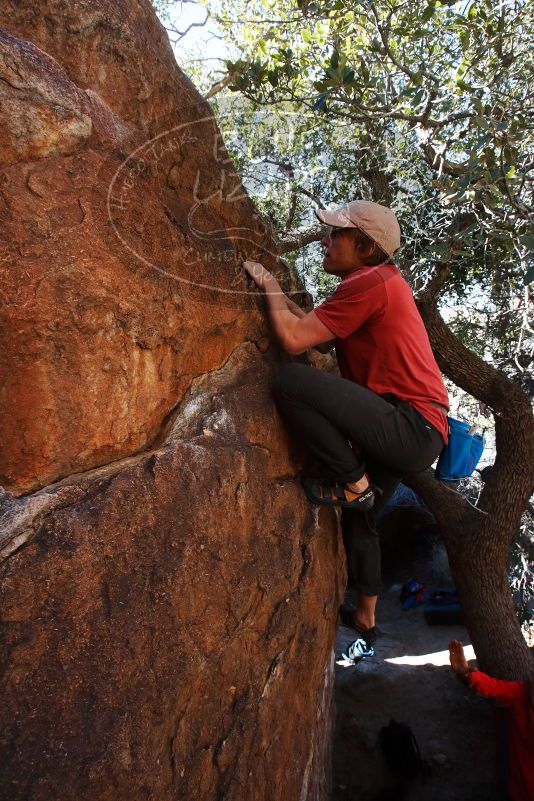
[{"left": 315, "top": 200, "right": 401, "bottom": 258}]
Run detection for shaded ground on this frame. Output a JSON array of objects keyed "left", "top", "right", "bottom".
[{"left": 331, "top": 525, "right": 507, "bottom": 801}]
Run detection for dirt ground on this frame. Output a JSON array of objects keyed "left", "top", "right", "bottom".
[{"left": 331, "top": 530, "right": 509, "bottom": 801}]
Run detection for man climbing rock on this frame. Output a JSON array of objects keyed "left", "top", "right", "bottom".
[{"left": 244, "top": 199, "right": 448, "bottom": 654}]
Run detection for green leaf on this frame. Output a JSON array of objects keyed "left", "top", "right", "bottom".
[
  {"left": 473, "top": 116, "right": 489, "bottom": 129},
  {"left": 330, "top": 49, "right": 340, "bottom": 69},
  {"left": 456, "top": 78, "right": 475, "bottom": 92},
  {"left": 523, "top": 266, "right": 534, "bottom": 286},
  {"left": 421, "top": 4, "right": 435, "bottom": 22},
  {"left": 412, "top": 88, "right": 425, "bottom": 105},
  {"left": 428, "top": 242, "right": 450, "bottom": 257},
  {"left": 313, "top": 92, "right": 329, "bottom": 111}
]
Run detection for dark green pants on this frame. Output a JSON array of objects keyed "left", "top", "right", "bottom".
[{"left": 273, "top": 363, "right": 444, "bottom": 595}]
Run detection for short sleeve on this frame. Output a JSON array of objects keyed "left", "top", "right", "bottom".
[{"left": 314, "top": 270, "right": 387, "bottom": 339}]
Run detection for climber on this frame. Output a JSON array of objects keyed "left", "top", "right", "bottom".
[
  {"left": 243, "top": 199, "right": 448, "bottom": 654},
  {"left": 449, "top": 640, "right": 534, "bottom": 801}
]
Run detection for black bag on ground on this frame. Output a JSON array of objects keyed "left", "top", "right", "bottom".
[
  {"left": 379, "top": 720, "right": 428, "bottom": 780},
  {"left": 424, "top": 588, "right": 463, "bottom": 625}
]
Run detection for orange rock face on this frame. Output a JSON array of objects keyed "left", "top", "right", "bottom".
[
  {"left": 0, "top": 345, "right": 343, "bottom": 801},
  {"left": 0, "top": 2, "right": 344, "bottom": 800},
  {"left": 0, "top": 3, "right": 283, "bottom": 494}
]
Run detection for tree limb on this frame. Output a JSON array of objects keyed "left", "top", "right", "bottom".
[
  {"left": 277, "top": 222, "right": 328, "bottom": 253},
  {"left": 417, "top": 301, "right": 519, "bottom": 412},
  {"left": 164, "top": 8, "right": 210, "bottom": 42},
  {"left": 403, "top": 468, "right": 483, "bottom": 537},
  {"left": 415, "top": 212, "right": 477, "bottom": 305},
  {"left": 204, "top": 74, "right": 233, "bottom": 100},
  {"left": 422, "top": 143, "right": 468, "bottom": 177}
]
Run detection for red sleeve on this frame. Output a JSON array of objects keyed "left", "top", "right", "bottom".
[
  {"left": 468, "top": 670, "right": 524, "bottom": 706},
  {"left": 314, "top": 270, "right": 387, "bottom": 339}
]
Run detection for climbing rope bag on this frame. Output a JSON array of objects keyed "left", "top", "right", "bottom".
[
  {"left": 435, "top": 417, "right": 485, "bottom": 483},
  {"left": 379, "top": 720, "right": 429, "bottom": 780}
]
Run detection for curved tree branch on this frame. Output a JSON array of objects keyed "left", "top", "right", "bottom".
[
  {"left": 277, "top": 222, "right": 327, "bottom": 253},
  {"left": 416, "top": 300, "right": 534, "bottom": 514},
  {"left": 204, "top": 74, "right": 233, "bottom": 100},
  {"left": 164, "top": 8, "right": 210, "bottom": 42},
  {"left": 422, "top": 143, "right": 468, "bottom": 177}
]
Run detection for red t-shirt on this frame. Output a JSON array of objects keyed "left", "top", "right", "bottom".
[
  {"left": 314, "top": 264, "right": 449, "bottom": 442},
  {"left": 468, "top": 671, "right": 534, "bottom": 801}
]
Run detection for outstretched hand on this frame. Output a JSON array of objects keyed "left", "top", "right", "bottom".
[
  {"left": 243, "top": 260, "right": 275, "bottom": 291},
  {"left": 449, "top": 640, "right": 470, "bottom": 676}
]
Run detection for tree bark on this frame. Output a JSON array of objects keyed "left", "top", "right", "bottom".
[
  {"left": 412, "top": 300, "right": 534, "bottom": 679},
  {"left": 278, "top": 223, "right": 327, "bottom": 253}
]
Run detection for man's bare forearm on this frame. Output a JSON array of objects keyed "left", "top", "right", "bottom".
[
  {"left": 280, "top": 294, "right": 334, "bottom": 351},
  {"left": 263, "top": 277, "right": 300, "bottom": 350},
  {"left": 262, "top": 279, "right": 304, "bottom": 316},
  {"left": 285, "top": 296, "right": 307, "bottom": 318}
]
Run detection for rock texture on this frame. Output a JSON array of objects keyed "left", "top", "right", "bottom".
[
  {"left": 0, "top": 32, "right": 93, "bottom": 168},
  {"left": 0, "top": 2, "right": 280, "bottom": 494},
  {"left": 0, "top": 3, "right": 343, "bottom": 800}
]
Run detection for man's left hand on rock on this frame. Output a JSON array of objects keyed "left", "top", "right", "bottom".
[{"left": 243, "top": 260, "right": 275, "bottom": 290}]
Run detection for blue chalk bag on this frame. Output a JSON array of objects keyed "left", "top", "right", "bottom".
[{"left": 435, "top": 417, "right": 485, "bottom": 482}]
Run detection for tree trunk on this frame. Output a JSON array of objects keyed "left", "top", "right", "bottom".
[
  {"left": 411, "top": 301, "right": 534, "bottom": 679},
  {"left": 406, "top": 470, "right": 532, "bottom": 679}
]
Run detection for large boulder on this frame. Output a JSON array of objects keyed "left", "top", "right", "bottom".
[
  {"left": 0, "top": 5, "right": 275, "bottom": 494},
  {"left": 0, "top": 344, "right": 343, "bottom": 801},
  {"left": 0, "top": 0, "right": 200, "bottom": 133},
  {"left": 0, "top": 2, "right": 343, "bottom": 800}
]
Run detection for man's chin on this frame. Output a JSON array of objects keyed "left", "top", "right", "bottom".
[{"left": 323, "top": 261, "right": 340, "bottom": 276}]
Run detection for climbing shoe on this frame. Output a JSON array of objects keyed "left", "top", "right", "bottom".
[
  {"left": 301, "top": 477, "right": 375, "bottom": 511},
  {"left": 342, "top": 637, "right": 375, "bottom": 663}
]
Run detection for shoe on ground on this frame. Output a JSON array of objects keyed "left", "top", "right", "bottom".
[{"left": 342, "top": 637, "right": 375, "bottom": 663}]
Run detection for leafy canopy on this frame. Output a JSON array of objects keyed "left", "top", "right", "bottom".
[
  {"left": 153, "top": 0, "right": 533, "bottom": 380},
  {"left": 218, "top": 0, "right": 532, "bottom": 262}
]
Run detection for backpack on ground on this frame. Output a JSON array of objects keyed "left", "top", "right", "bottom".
[
  {"left": 378, "top": 720, "right": 429, "bottom": 780},
  {"left": 424, "top": 588, "right": 463, "bottom": 625}
]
